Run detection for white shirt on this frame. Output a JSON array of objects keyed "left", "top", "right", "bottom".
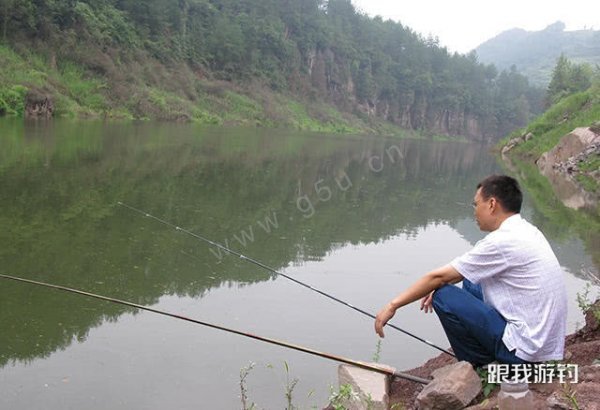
[{"left": 450, "top": 214, "right": 567, "bottom": 362}]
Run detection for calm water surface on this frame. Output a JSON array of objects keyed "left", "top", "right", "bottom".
[{"left": 0, "top": 119, "right": 598, "bottom": 409}]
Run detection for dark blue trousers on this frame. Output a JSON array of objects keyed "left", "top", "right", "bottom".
[{"left": 432, "top": 280, "right": 529, "bottom": 367}]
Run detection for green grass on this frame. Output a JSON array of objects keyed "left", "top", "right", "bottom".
[
  {"left": 0, "top": 46, "right": 38, "bottom": 115},
  {"left": 0, "top": 46, "right": 47, "bottom": 87},
  {"left": 221, "top": 91, "right": 266, "bottom": 124},
  {"left": 284, "top": 100, "right": 363, "bottom": 133},
  {"left": 576, "top": 153, "right": 600, "bottom": 193},
  {"left": 498, "top": 84, "right": 600, "bottom": 199},
  {"left": 501, "top": 87, "right": 600, "bottom": 159},
  {"left": 431, "top": 134, "right": 469, "bottom": 142},
  {"left": 579, "top": 154, "right": 600, "bottom": 172},
  {"left": 0, "top": 85, "right": 27, "bottom": 116},
  {"left": 286, "top": 100, "right": 326, "bottom": 131},
  {"left": 0, "top": 45, "right": 112, "bottom": 118},
  {"left": 144, "top": 87, "right": 220, "bottom": 123},
  {"left": 575, "top": 174, "right": 599, "bottom": 193},
  {"left": 59, "top": 63, "right": 108, "bottom": 112}
]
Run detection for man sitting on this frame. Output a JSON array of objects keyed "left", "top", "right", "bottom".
[{"left": 375, "top": 175, "right": 567, "bottom": 366}]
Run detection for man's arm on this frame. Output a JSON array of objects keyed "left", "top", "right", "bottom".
[{"left": 374, "top": 264, "right": 463, "bottom": 337}]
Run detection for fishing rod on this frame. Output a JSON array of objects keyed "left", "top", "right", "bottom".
[
  {"left": 0, "top": 274, "right": 430, "bottom": 385},
  {"left": 118, "top": 202, "right": 455, "bottom": 358}
]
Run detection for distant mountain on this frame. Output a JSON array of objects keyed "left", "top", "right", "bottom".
[{"left": 475, "top": 21, "right": 600, "bottom": 86}]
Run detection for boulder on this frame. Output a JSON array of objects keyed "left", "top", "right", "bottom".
[
  {"left": 537, "top": 127, "right": 599, "bottom": 172},
  {"left": 25, "top": 90, "right": 54, "bottom": 119},
  {"left": 536, "top": 127, "right": 600, "bottom": 209},
  {"left": 335, "top": 364, "right": 393, "bottom": 410},
  {"left": 415, "top": 361, "right": 481, "bottom": 410},
  {"left": 501, "top": 137, "right": 524, "bottom": 154}
]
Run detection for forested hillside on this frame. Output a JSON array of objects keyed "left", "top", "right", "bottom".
[
  {"left": 0, "top": 0, "right": 545, "bottom": 140},
  {"left": 476, "top": 22, "right": 600, "bottom": 87}
]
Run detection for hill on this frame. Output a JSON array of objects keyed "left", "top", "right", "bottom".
[
  {"left": 475, "top": 21, "right": 600, "bottom": 87},
  {"left": 0, "top": 0, "right": 545, "bottom": 140}
]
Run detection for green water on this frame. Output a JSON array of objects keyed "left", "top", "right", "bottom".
[{"left": 0, "top": 119, "right": 598, "bottom": 409}]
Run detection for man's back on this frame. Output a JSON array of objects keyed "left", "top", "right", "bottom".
[{"left": 452, "top": 214, "right": 567, "bottom": 362}]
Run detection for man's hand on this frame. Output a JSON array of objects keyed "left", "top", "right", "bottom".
[
  {"left": 420, "top": 291, "right": 434, "bottom": 313},
  {"left": 374, "top": 265, "right": 460, "bottom": 337},
  {"left": 374, "top": 303, "right": 397, "bottom": 338}
]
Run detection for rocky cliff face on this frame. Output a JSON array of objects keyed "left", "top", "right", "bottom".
[{"left": 307, "top": 48, "right": 492, "bottom": 141}]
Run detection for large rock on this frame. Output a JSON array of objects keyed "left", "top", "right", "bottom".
[
  {"left": 536, "top": 126, "right": 600, "bottom": 210},
  {"left": 415, "top": 362, "right": 481, "bottom": 410},
  {"left": 537, "top": 127, "right": 599, "bottom": 172},
  {"left": 25, "top": 90, "right": 54, "bottom": 119},
  {"left": 335, "top": 364, "right": 393, "bottom": 410}
]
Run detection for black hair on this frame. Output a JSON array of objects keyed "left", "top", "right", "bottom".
[{"left": 477, "top": 175, "right": 522, "bottom": 213}]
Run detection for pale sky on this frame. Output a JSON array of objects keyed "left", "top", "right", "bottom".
[{"left": 350, "top": 0, "right": 600, "bottom": 53}]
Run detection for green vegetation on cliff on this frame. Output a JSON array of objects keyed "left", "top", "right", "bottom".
[
  {"left": 0, "top": 0, "right": 543, "bottom": 139},
  {"left": 0, "top": 44, "right": 382, "bottom": 133}
]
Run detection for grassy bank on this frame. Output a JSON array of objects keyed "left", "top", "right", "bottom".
[
  {"left": 499, "top": 85, "right": 600, "bottom": 159},
  {"left": 498, "top": 83, "right": 600, "bottom": 193},
  {"left": 0, "top": 45, "right": 412, "bottom": 136}
]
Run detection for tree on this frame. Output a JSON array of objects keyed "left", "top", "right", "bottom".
[
  {"left": 547, "top": 54, "right": 572, "bottom": 104},
  {"left": 547, "top": 55, "right": 594, "bottom": 105},
  {"left": 0, "top": 0, "right": 34, "bottom": 43}
]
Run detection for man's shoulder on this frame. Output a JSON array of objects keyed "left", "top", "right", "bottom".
[
  {"left": 494, "top": 214, "right": 543, "bottom": 240},
  {"left": 483, "top": 217, "right": 536, "bottom": 251}
]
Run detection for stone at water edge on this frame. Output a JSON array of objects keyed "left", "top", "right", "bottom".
[
  {"left": 336, "top": 364, "right": 394, "bottom": 410},
  {"left": 415, "top": 361, "right": 482, "bottom": 410}
]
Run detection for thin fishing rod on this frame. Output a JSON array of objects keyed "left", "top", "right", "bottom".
[
  {"left": 118, "top": 202, "right": 455, "bottom": 358},
  {"left": 0, "top": 274, "right": 430, "bottom": 385}
]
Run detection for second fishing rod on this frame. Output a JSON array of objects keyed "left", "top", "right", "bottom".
[{"left": 118, "top": 202, "right": 454, "bottom": 358}]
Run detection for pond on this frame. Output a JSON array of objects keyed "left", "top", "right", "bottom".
[{"left": 0, "top": 119, "right": 598, "bottom": 409}]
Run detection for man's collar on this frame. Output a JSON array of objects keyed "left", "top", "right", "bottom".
[{"left": 498, "top": 213, "right": 521, "bottom": 228}]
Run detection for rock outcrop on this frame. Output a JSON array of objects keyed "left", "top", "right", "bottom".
[
  {"left": 25, "top": 90, "right": 54, "bottom": 118},
  {"left": 304, "top": 47, "right": 498, "bottom": 141},
  {"left": 501, "top": 131, "right": 534, "bottom": 155},
  {"left": 536, "top": 126, "right": 600, "bottom": 210},
  {"left": 537, "top": 127, "right": 599, "bottom": 171}
]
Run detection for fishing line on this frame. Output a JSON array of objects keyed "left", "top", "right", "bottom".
[
  {"left": 0, "top": 273, "right": 430, "bottom": 385},
  {"left": 118, "top": 202, "right": 455, "bottom": 358}
]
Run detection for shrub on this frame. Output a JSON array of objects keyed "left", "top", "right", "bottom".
[{"left": 0, "top": 85, "right": 28, "bottom": 116}]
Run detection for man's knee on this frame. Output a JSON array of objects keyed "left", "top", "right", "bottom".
[{"left": 432, "top": 284, "right": 456, "bottom": 311}]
